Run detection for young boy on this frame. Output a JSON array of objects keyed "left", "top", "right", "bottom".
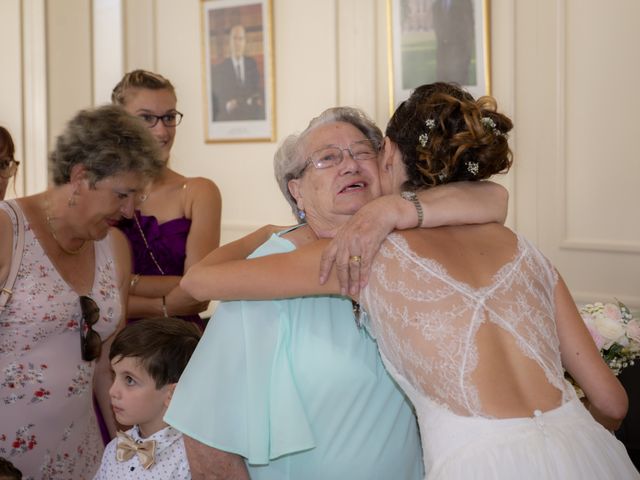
[
  {"left": 0, "top": 457, "right": 22, "bottom": 480},
  {"left": 95, "top": 318, "right": 201, "bottom": 479}
]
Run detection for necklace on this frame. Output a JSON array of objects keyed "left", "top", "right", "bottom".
[
  {"left": 44, "top": 194, "right": 87, "bottom": 255},
  {"left": 134, "top": 212, "right": 166, "bottom": 275}
]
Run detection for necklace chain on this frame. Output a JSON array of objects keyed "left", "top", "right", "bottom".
[
  {"left": 134, "top": 213, "right": 165, "bottom": 275},
  {"left": 44, "top": 194, "right": 87, "bottom": 255}
]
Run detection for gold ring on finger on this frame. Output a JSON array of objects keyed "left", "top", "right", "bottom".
[{"left": 349, "top": 255, "right": 362, "bottom": 264}]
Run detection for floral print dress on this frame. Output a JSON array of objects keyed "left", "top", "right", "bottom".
[{"left": 0, "top": 200, "right": 121, "bottom": 479}]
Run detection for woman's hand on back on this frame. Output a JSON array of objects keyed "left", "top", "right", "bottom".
[{"left": 319, "top": 195, "right": 403, "bottom": 296}]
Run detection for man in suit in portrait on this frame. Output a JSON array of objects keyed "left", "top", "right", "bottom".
[
  {"left": 432, "top": 0, "right": 475, "bottom": 85},
  {"left": 211, "top": 24, "right": 265, "bottom": 122}
]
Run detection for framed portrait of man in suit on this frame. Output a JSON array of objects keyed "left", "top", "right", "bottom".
[
  {"left": 387, "top": 0, "right": 490, "bottom": 110},
  {"left": 201, "top": 0, "right": 275, "bottom": 142}
]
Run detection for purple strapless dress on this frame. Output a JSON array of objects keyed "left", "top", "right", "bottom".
[{"left": 117, "top": 210, "right": 204, "bottom": 329}]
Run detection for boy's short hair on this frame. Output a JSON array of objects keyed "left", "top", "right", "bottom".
[
  {"left": 0, "top": 456, "right": 22, "bottom": 479},
  {"left": 109, "top": 318, "right": 201, "bottom": 389}
]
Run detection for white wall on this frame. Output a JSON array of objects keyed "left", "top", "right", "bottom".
[
  {"left": 0, "top": 0, "right": 25, "bottom": 198},
  {"left": 511, "top": 0, "right": 640, "bottom": 307},
  {"left": 1, "top": 0, "right": 638, "bottom": 307}
]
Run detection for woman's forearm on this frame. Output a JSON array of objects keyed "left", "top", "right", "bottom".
[
  {"left": 127, "top": 290, "right": 208, "bottom": 318},
  {"left": 416, "top": 180, "right": 508, "bottom": 228},
  {"left": 182, "top": 239, "right": 337, "bottom": 302},
  {"left": 180, "top": 224, "right": 285, "bottom": 301},
  {"left": 130, "top": 275, "right": 180, "bottom": 298}
]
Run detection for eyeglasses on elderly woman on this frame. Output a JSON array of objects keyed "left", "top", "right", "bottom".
[
  {"left": 0, "top": 158, "right": 19, "bottom": 179},
  {"left": 302, "top": 139, "right": 380, "bottom": 173},
  {"left": 79, "top": 295, "right": 102, "bottom": 362}
]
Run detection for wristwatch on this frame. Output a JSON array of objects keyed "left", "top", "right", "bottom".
[{"left": 400, "top": 191, "right": 424, "bottom": 228}]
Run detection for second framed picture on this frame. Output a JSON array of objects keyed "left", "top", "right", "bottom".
[
  {"left": 388, "top": 0, "right": 490, "bottom": 109},
  {"left": 201, "top": 0, "right": 275, "bottom": 142}
]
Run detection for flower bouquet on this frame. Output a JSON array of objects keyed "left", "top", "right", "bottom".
[
  {"left": 579, "top": 300, "right": 640, "bottom": 375},
  {"left": 566, "top": 300, "right": 640, "bottom": 397}
]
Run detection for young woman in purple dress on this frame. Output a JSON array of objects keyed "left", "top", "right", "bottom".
[{"left": 112, "top": 70, "right": 221, "bottom": 330}]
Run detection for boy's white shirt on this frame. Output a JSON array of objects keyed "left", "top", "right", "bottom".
[{"left": 94, "top": 425, "right": 190, "bottom": 479}]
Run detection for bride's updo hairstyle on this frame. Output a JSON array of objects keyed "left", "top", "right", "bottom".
[{"left": 386, "top": 82, "right": 513, "bottom": 190}]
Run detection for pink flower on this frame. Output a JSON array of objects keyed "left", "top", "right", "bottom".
[
  {"left": 603, "top": 303, "right": 623, "bottom": 322},
  {"left": 594, "top": 312, "right": 626, "bottom": 347},
  {"left": 626, "top": 319, "right": 640, "bottom": 344},
  {"left": 586, "top": 323, "right": 607, "bottom": 350},
  {"left": 581, "top": 312, "right": 606, "bottom": 349}
]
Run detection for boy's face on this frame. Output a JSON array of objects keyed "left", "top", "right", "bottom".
[{"left": 109, "top": 356, "right": 175, "bottom": 438}]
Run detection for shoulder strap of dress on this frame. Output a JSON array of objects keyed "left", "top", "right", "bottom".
[
  {"left": 276, "top": 223, "right": 306, "bottom": 237},
  {"left": 0, "top": 200, "right": 26, "bottom": 312}
]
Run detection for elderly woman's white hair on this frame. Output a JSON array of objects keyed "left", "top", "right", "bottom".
[{"left": 273, "top": 106, "right": 383, "bottom": 220}]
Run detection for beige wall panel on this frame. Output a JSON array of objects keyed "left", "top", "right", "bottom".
[
  {"left": 0, "top": 0, "right": 25, "bottom": 198},
  {"left": 123, "top": 0, "right": 156, "bottom": 71},
  {"left": 563, "top": 1, "right": 640, "bottom": 249},
  {"left": 337, "top": 0, "right": 378, "bottom": 117},
  {"left": 560, "top": 0, "right": 640, "bottom": 305},
  {"left": 487, "top": 0, "right": 515, "bottom": 228},
  {"left": 23, "top": 0, "right": 48, "bottom": 194},
  {"left": 92, "top": 0, "right": 125, "bottom": 104},
  {"left": 514, "top": 0, "right": 640, "bottom": 307},
  {"left": 46, "top": 0, "right": 93, "bottom": 147}
]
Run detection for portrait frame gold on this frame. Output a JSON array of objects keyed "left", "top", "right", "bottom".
[
  {"left": 200, "top": 0, "right": 276, "bottom": 143},
  {"left": 387, "top": 0, "right": 491, "bottom": 112}
]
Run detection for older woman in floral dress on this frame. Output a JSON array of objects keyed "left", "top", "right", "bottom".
[{"left": 0, "top": 105, "right": 163, "bottom": 479}]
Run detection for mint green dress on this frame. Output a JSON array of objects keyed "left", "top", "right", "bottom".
[{"left": 165, "top": 231, "right": 423, "bottom": 480}]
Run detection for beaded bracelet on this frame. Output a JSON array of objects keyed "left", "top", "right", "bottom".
[{"left": 400, "top": 191, "right": 424, "bottom": 228}]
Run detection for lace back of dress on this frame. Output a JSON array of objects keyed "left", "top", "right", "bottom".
[{"left": 362, "top": 233, "right": 571, "bottom": 418}]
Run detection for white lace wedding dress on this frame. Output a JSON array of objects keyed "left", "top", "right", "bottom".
[{"left": 361, "top": 232, "right": 639, "bottom": 479}]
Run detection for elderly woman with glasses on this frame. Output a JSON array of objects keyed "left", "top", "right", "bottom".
[
  {"left": 111, "top": 70, "right": 221, "bottom": 330},
  {"left": 0, "top": 105, "right": 164, "bottom": 479},
  {"left": 165, "top": 107, "right": 508, "bottom": 479},
  {"left": 0, "top": 126, "right": 19, "bottom": 201}
]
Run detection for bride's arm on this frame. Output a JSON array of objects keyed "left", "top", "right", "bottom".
[
  {"left": 180, "top": 182, "right": 508, "bottom": 302},
  {"left": 319, "top": 180, "right": 508, "bottom": 294},
  {"left": 180, "top": 238, "right": 340, "bottom": 302},
  {"left": 556, "top": 277, "right": 627, "bottom": 430}
]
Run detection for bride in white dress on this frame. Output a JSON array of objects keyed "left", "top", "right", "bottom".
[{"left": 181, "top": 83, "right": 639, "bottom": 479}]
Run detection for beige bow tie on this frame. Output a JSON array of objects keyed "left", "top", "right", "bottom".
[{"left": 116, "top": 431, "right": 156, "bottom": 470}]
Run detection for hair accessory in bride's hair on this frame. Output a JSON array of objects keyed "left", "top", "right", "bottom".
[
  {"left": 481, "top": 117, "right": 508, "bottom": 138},
  {"left": 418, "top": 119, "right": 437, "bottom": 147},
  {"left": 466, "top": 161, "right": 480, "bottom": 176}
]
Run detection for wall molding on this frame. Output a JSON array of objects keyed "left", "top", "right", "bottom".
[
  {"left": 560, "top": 239, "right": 640, "bottom": 254},
  {"left": 92, "top": 0, "right": 124, "bottom": 105},
  {"left": 21, "top": 0, "right": 48, "bottom": 195},
  {"left": 556, "top": 0, "right": 640, "bottom": 255}
]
